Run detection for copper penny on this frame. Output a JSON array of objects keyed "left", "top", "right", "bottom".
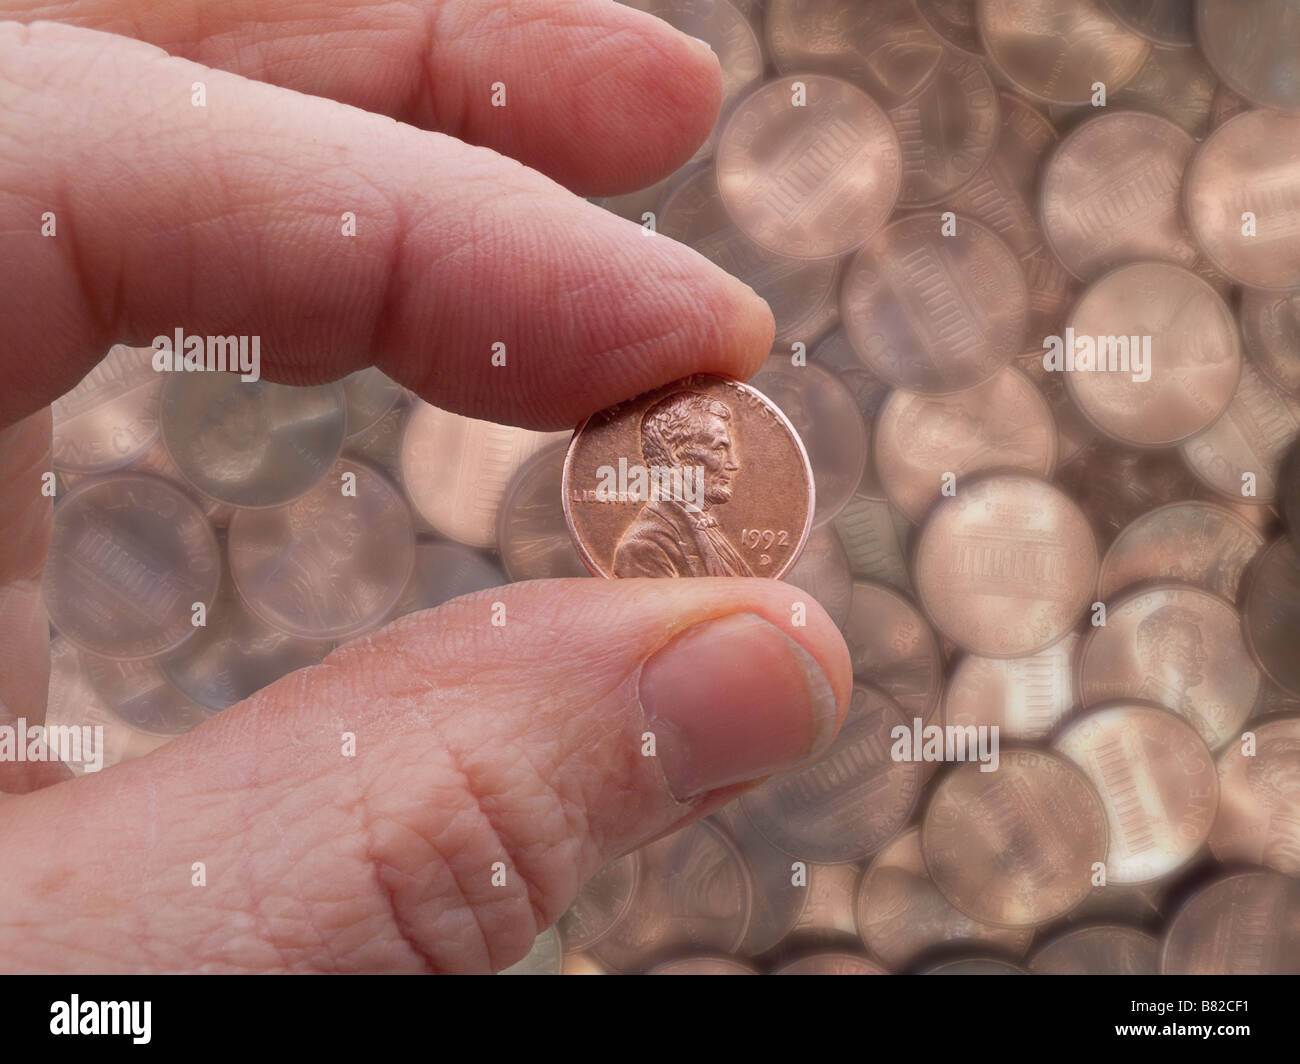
[
  {"left": 1018, "top": 352, "right": 1094, "bottom": 465},
  {"left": 1078, "top": 583, "right": 1260, "bottom": 749},
  {"left": 841, "top": 213, "right": 1029, "bottom": 394},
  {"left": 1110, "top": 45, "right": 1216, "bottom": 139},
  {"left": 497, "top": 442, "right": 590, "bottom": 581},
  {"left": 943, "top": 632, "right": 1079, "bottom": 742},
  {"left": 1243, "top": 535, "right": 1300, "bottom": 696},
  {"left": 52, "top": 345, "right": 161, "bottom": 474},
  {"left": 557, "top": 851, "right": 640, "bottom": 953},
  {"left": 1184, "top": 110, "right": 1300, "bottom": 290},
  {"left": 646, "top": 955, "right": 758, "bottom": 975},
  {"left": 832, "top": 495, "right": 912, "bottom": 593},
  {"left": 875, "top": 367, "right": 1057, "bottom": 525},
  {"left": 1102, "top": 0, "right": 1195, "bottom": 47},
  {"left": 1029, "top": 925, "right": 1160, "bottom": 974},
  {"left": 914, "top": 473, "right": 1098, "bottom": 658},
  {"left": 782, "top": 861, "right": 861, "bottom": 947},
  {"left": 1240, "top": 286, "right": 1300, "bottom": 399},
  {"left": 563, "top": 374, "right": 814, "bottom": 579},
  {"left": 1054, "top": 702, "right": 1218, "bottom": 883},
  {"left": 921, "top": 748, "right": 1109, "bottom": 927},
  {"left": 912, "top": 0, "right": 982, "bottom": 56},
  {"left": 1099, "top": 501, "right": 1265, "bottom": 602},
  {"left": 781, "top": 526, "right": 853, "bottom": 629},
  {"left": 809, "top": 327, "right": 891, "bottom": 499},
  {"left": 1041, "top": 111, "right": 1198, "bottom": 281},
  {"left": 1210, "top": 715, "right": 1300, "bottom": 875},
  {"left": 977, "top": 0, "right": 1150, "bottom": 105},
  {"left": 1064, "top": 262, "right": 1240, "bottom": 447},
  {"left": 1196, "top": 0, "right": 1300, "bottom": 113},
  {"left": 716, "top": 75, "right": 903, "bottom": 259},
  {"left": 1162, "top": 870, "right": 1300, "bottom": 974},
  {"left": 773, "top": 952, "right": 888, "bottom": 975},
  {"left": 841, "top": 580, "right": 943, "bottom": 720},
  {"left": 714, "top": 802, "right": 811, "bottom": 954}
]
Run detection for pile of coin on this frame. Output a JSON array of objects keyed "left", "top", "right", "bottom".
[{"left": 42, "top": 0, "right": 1300, "bottom": 974}]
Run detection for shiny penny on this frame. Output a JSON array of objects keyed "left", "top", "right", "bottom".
[
  {"left": 943, "top": 632, "right": 1079, "bottom": 742},
  {"left": 1162, "top": 870, "right": 1300, "bottom": 974},
  {"left": 841, "top": 581, "right": 943, "bottom": 721},
  {"left": 1243, "top": 536, "right": 1300, "bottom": 697},
  {"left": 52, "top": 345, "right": 161, "bottom": 474},
  {"left": 1196, "top": 0, "right": 1300, "bottom": 113},
  {"left": 1029, "top": 924, "right": 1160, "bottom": 974},
  {"left": 1210, "top": 715, "right": 1300, "bottom": 876},
  {"left": 497, "top": 442, "right": 590, "bottom": 581}
]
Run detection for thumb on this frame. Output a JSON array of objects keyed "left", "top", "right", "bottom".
[{"left": 0, "top": 578, "right": 850, "bottom": 973}]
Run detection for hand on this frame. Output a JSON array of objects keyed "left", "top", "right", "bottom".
[{"left": 0, "top": 0, "right": 851, "bottom": 972}]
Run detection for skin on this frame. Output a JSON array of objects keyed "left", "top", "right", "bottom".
[{"left": 0, "top": 1, "right": 853, "bottom": 972}]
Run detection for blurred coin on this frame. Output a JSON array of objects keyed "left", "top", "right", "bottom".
[
  {"left": 1161, "top": 870, "right": 1300, "bottom": 974},
  {"left": 1240, "top": 286, "right": 1300, "bottom": 399},
  {"left": 1243, "top": 536, "right": 1300, "bottom": 696},
  {"left": 558, "top": 852, "right": 640, "bottom": 954},
  {"left": 342, "top": 393, "right": 409, "bottom": 485},
  {"left": 387, "top": 541, "right": 507, "bottom": 620},
  {"left": 229, "top": 458, "right": 414, "bottom": 640},
  {"left": 875, "top": 367, "right": 1057, "bottom": 525},
  {"left": 499, "top": 926, "right": 563, "bottom": 975},
  {"left": 841, "top": 581, "right": 943, "bottom": 720},
  {"left": 1196, "top": 0, "right": 1300, "bottom": 112},
  {"left": 773, "top": 952, "right": 888, "bottom": 975},
  {"left": 646, "top": 955, "right": 758, "bottom": 974},
  {"left": 914, "top": 473, "right": 1098, "bottom": 658},
  {"left": 498, "top": 442, "right": 590, "bottom": 580},
  {"left": 781, "top": 861, "right": 862, "bottom": 949},
  {"left": 943, "top": 633, "right": 1079, "bottom": 742},
  {"left": 711, "top": 803, "right": 810, "bottom": 955},
  {"left": 1098, "top": 501, "right": 1265, "bottom": 602},
  {"left": 922, "top": 957, "right": 1029, "bottom": 974},
  {"left": 563, "top": 374, "right": 814, "bottom": 578},
  {"left": 119, "top": 437, "right": 237, "bottom": 528},
  {"left": 340, "top": 368, "right": 403, "bottom": 437},
  {"left": 1102, "top": 0, "right": 1195, "bottom": 46},
  {"left": 1184, "top": 110, "right": 1300, "bottom": 290},
  {"left": 1078, "top": 583, "right": 1260, "bottom": 749},
  {"left": 922, "top": 749, "right": 1108, "bottom": 927},
  {"left": 809, "top": 329, "right": 890, "bottom": 499},
  {"left": 740, "top": 684, "right": 921, "bottom": 863},
  {"left": 841, "top": 213, "right": 1028, "bottom": 394},
  {"left": 45, "top": 473, "right": 221, "bottom": 660},
  {"left": 1054, "top": 703, "right": 1218, "bottom": 883},
  {"left": 832, "top": 495, "right": 912, "bottom": 593},
  {"left": 1017, "top": 353, "right": 1094, "bottom": 466},
  {"left": 82, "top": 651, "right": 212, "bottom": 737},
  {"left": 161, "top": 375, "right": 346, "bottom": 507},
  {"left": 1029, "top": 924, "right": 1160, "bottom": 974},
  {"left": 977, "top": 0, "right": 1149, "bottom": 105},
  {"left": 912, "top": 0, "right": 982, "bottom": 55},
  {"left": 1210, "top": 715, "right": 1300, "bottom": 875},
  {"left": 51, "top": 345, "right": 160, "bottom": 473},
  {"left": 716, "top": 75, "right": 903, "bottom": 258},
  {"left": 1110, "top": 45, "right": 1215, "bottom": 138},
  {"left": 780, "top": 526, "right": 853, "bottom": 628}
]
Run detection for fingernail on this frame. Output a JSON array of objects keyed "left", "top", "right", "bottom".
[{"left": 638, "top": 612, "right": 839, "bottom": 800}]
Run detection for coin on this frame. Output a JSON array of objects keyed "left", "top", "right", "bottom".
[
  {"left": 1098, "top": 501, "right": 1265, "bottom": 602},
  {"left": 160, "top": 375, "right": 347, "bottom": 507},
  {"left": 977, "top": 0, "right": 1150, "bottom": 106},
  {"left": 563, "top": 374, "right": 814, "bottom": 579},
  {"left": 1196, "top": 0, "right": 1300, "bottom": 113},
  {"left": 1102, "top": 0, "right": 1195, "bottom": 47},
  {"left": 809, "top": 328, "right": 890, "bottom": 499},
  {"left": 1029, "top": 924, "right": 1160, "bottom": 974},
  {"left": 922, "top": 749, "right": 1108, "bottom": 927},
  {"left": 557, "top": 852, "right": 640, "bottom": 954},
  {"left": 713, "top": 803, "right": 810, "bottom": 955},
  {"left": 782, "top": 861, "right": 862, "bottom": 948},
  {"left": 1240, "top": 287, "right": 1300, "bottom": 399},
  {"left": 1210, "top": 715, "right": 1300, "bottom": 875},
  {"left": 912, "top": 0, "right": 982, "bottom": 56},
  {"left": 914, "top": 473, "right": 1098, "bottom": 658},
  {"left": 81, "top": 651, "right": 213, "bottom": 737},
  {"left": 780, "top": 526, "right": 853, "bottom": 629},
  {"left": 1040, "top": 112, "right": 1198, "bottom": 281},
  {"left": 51, "top": 345, "right": 161, "bottom": 473},
  {"left": 1184, "top": 110, "right": 1300, "bottom": 290},
  {"left": 228, "top": 458, "right": 414, "bottom": 640},
  {"left": 740, "top": 684, "right": 921, "bottom": 864},
  {"left": 1243, "top": 536, "right": 1300, "bottom": 696},
  {"left": 1054, "top": 703, "right": 1218, "bottom": 883},
  {"left": 716, "top": 75, "right": 903, "bottom": 259},
  {"left": 400, "top": 400, "right": 563, "bottom": 549},
  {"left": 841, "top": 581, "right": 943, "bottom": 720},
  {"left": 832, "top": 495, "right": 912, "bottom": 593},
  {"left": 921, "top": 957, "right": 1029, "bottom": 974},
  {"left": 497, "top": 442, "right": 590, "bottom": 581},
  {"left": 1078, "top": 583, "right": 1260, "bottom": 749},
  {"left": 498, "top": 926, "right": 563, "bottom": 975},
  {"left": 1064, "top": 262, "right": 1240, "bottom": 448},
  {"left": 1017, "top": 353, "right": 1094, "bottom": 466},
  {"left": 765, "top": 0, "right": 945, "bottom": 109},
  {"left": 841, "top": 213, "right": 1029, "bottom": 394},
  {"left": 387, "top": 541, "right": 507, "bottom": 620},
  {"left": 773, "top": 952, "right": 888, "bottom": 975},
  {"left": 943, "top": 633, "right": 1079, "bottom": 742},
  {"left": 342, "top": 393, "right": 409, "bottom": 485},
  {"left": 854, "top": 827, "right": 1033, "bottom": 971},
  {"left": 340, "top": 368, "right": 404, "bottom": 438},
  {"left": 1110, "top": 45, "right": 1216, "bottom": 139},
  {"left": 874, "top": 367, "right": 1057, "bottom": 525},
  {"left": 646, "top": 955, "right": 758, "bottom": 974},
  {"left": 1161, "top": 870, "right": 1300, "bottom": 974},
  {"left": 44, "top": 473, "right": 221, "bottom": 660}
]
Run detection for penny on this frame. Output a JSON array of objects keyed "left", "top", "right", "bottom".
[
  {"left": 51, "top": 345, "right": 161, "bottom": 473},
  {"left": 841, "top": 581, "right": 943, "bottom": 720},
  {"left": 1209, "top": 83, "right": 1251, "bottom": 129},
  {"left": 342, "top": 393, "right": 409, "bottom": 486},
  {"left": 977, "top": 0, "right": 1150, "bottom": 105},
  {"left": 749, "top": 359, "right": 867, "bottom": 527},
  {"left": 765, "top": 0, "right": 945, "bottom": 109},
  {"left": 948, "top": 92, "right": 1059, "bottom": 258},
  {"left": 1078, "top": 583, "right": 1261, "bottom": 749},
  {"left": 832, "top": 496, "right": 912, "bottom": 593},
  {"left": 228, "top": 458, "right": 414, "bottom": 640},
  {"left": 782, "top": 861, "right": 862, "bottom": 948},
  {"left": 1110, "top": 45, "right": 1216, "bottom": 139},
  {"left": 400, "top": 400, "right": 563, "bottom": 550},
  {"left": 715, "top": 75, "right": 903, "bottom": 259},
  {"left": 922, "top": 749, "right": 1108, "bottom": 927},
  {"left": 44, "top": 473, "right": 221, "bottom": 660},
  {"left": 1243, "top": 536, "right": 1300, "bottom": 696},
  {"left": 340, "top": 368, "right": 404, "bottom": 438},
  {"left": 81, "top": 651, "right": 213, "bottom": 737},
  {"left": 1196, "top": 0, "right": 1300, "bottom": 113},
  {"left": 922, "top": 958, "right": 1029, "bottom": 974},
  {"left": 497, "top": 442, "right": 590, "bottom": 581},
  {"left": 912, "top": 0, "right": 982, "bottom": 56},
  {"left": 888, "top": 51, "right": 998, "bottom": 207},
  {"left": 809, "top": 329, "right": 890, "bottom": 499},
  {"left": 773, "top": 952, "right": 888, "bottom": 975},
  {"left": 714, "top": 803, "right": 810, "bottom": 955},
  {"left": 739, "top": 684, "right": 921, "bottom": 863},
  {"left": 1041, "top": 111, "right": 1198, "bottom": 281},
  {"left": 875, "top": 367, "right": 1057, "bottom": 525},
  {"left": 121, "top": 437, "right": 238, "bottom": 529},
  {"left": 1240, "top": 287, "right": 1300, "bottom": 399},
  {"left": 1210, "top": 715, "right": 1300, "bottom": 875},
  {"left": 160, "top": 375, "right": 347, "bottom": 507},
  {"left": 914, "top": 473, "right": 1098, "bottom": 658},
  {"left": 841, "top": 214, "right": 1029, "bottom": 394},
  {"left": 1161, "top": 870, "right": 1300, "bottom": 974},
  {"left": 943, "top": 633, "right": 1079, "bottom": 742},
  {"left": 387, "top": 541, "right": 507, "bottom": 620},
  {"left": 1017, "top": 353, "right": 1094, "bottom": 466},
  {"left": 1020, "top": 243, "right": 1081, "bottom": 356},
  {"left": 1102, "top": 0, "right": 1195, "bottom": 47},
  {"left": 1099, "top": 501, "right": 1265, "bottom": 602},
  {"left": 498, "top": 926, "right": 563, "bottom": 975},
  {"left": 1181, "top": 359, "right": 1300, "bottom": 504},
  {"left": 1184, "top": 110, "right": 1300, "bottom": 290},
  {"left": 563, "top": 374, "right": 814, "bottom": 579},
  {"left": 589, "top": 820, "right": 752, "bottom": 973},
  {"left": 780, "top": 526, "right": 853, "bottom": 629},
  {"left": 557, "top": 852, "right": 640, "bottom": 954},
  {"left": 1054, "top": 703, "right": 1219, "bottom": 883},
  {"left": 646, "top": 955, "right": 758, "bottom": 974},
  {"left": 1029, "top": 925, "right": 1160, "bottom": 975},
  {"left": 854, "top": 827, "right": 1033, "bottom": 971},
  {"left": 1064, "top": 263, "right": 1240, "bottom": 448}
]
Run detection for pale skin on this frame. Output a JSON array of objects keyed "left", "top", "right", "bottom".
[{"left": 0, "top": 1, "right": 852, "bottom": 971}]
